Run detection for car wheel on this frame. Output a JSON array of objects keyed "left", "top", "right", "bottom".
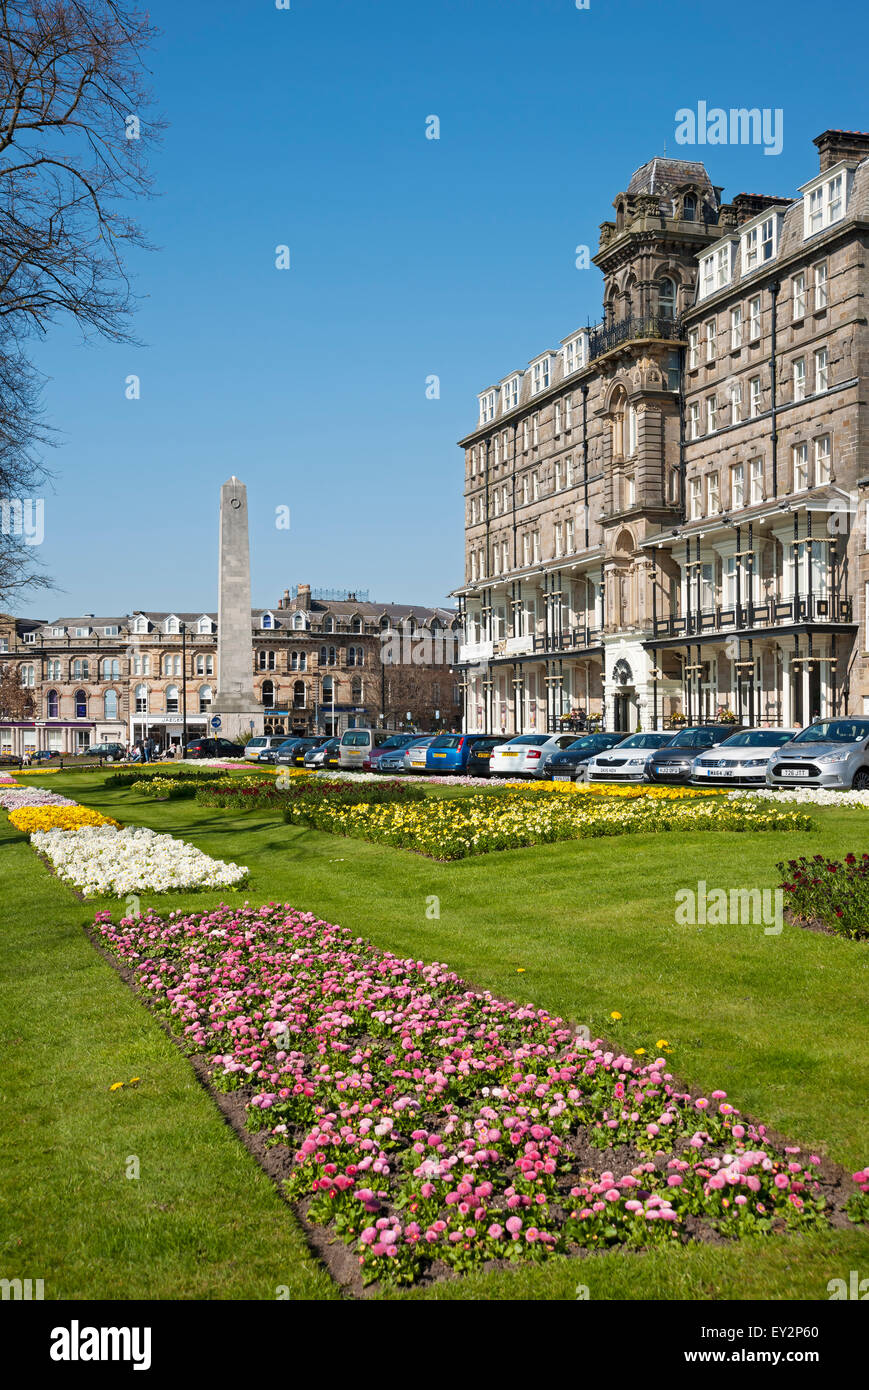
[{"left": 852, "top": 767, "right": 869, "bottom": 791}]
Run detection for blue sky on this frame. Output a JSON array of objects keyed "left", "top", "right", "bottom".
[{"left": 19, "top": 0, "right": 868, "bottom": 618}]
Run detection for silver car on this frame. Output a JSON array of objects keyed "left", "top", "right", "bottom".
[
  {"left": 403, "top": 735, "right": 438, "bottom": 773},
  {"left": 692, "top": 728, "right": 798, "bottom": 785},
  {"left": 766, "top": 718, "right": 869, "bottom": 791}
]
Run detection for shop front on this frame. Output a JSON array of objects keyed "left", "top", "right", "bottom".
[{"left": 128, "top": 712, "right": 209, "bottom": 753}]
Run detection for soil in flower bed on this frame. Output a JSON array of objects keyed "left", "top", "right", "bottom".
[
  {"left": 88, "top": 902, "right": 867, "bottom": 1296},
  {"left": 778, "top": 854, "right": 869, "bottom": 941}
]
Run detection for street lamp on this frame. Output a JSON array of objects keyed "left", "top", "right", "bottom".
[{"left": 180, "top": 622, "right": 189, "bottom": 754}]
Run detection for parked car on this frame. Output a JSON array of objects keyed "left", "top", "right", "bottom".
[
  {"left": 244, "top": 735, "right": 291, "bottom": 763},
  {"left": 375, "top": 738, "right": 425, "bottom": 774},
  {"left": 586, "top": 732, "right": 675, "bottom": 782},
  {"left": 466, "top": 736, "right": 511, "bottom": 778},
  {"left": 766, "top": 717, "right": 869, "bottom": 791},
  {"left": 363, "top": 733, "right": 418, "bottom": 772},
  {"left": 272, "top": 737, "right": 309, "bottom": 765},
  {"left": 424, "top": 733, "right": 491, "bottom": 775},
  {"left": 545, "top": 732, "right": 629, "bottom": 782},
  {"left": 184, "top": 737, "right": 243, "bottom": 759},
  {"left": 304, "top": 737, "right": 341, "bottom": 770},
  {"left": 402, "top": 735, "right": 439, "bottom": 773},
  {"left": 338, "top": 727, "right": 404, "bottom": 770},
  {"left": 287, "top": 735, "right": 329, "bottom": 766},
  {"left": 489, "top": 733, "right": 579, "bottom": 778},
  {"left": 646, "top": 726, "right": 731, "bottom": 783},
  {"left": 83, "top": 742, "right": 127, "bottom": 762},
  {"left": 692, "top": 728, "right": 798, "bottom": 785}
]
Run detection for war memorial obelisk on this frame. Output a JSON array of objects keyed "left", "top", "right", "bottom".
[{"left": 213, "top": 477, "right": 264, "bottom": 740}]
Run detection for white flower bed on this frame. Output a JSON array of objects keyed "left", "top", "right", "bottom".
[
  {"left": 31, "top": 824, "right": 249, "bottom": 897},
  {"left": 315, "top": 769, "right": 514, "bottom": 786},
  {"left": 728, "top": 787, "right": 869, "bottom": 808}
]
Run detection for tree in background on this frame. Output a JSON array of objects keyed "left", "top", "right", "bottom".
[{"left": 0, "top": 0, "right": 161, "bottom": 601}]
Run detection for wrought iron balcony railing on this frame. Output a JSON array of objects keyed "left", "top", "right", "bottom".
[
  {"left": 588, "top": 314, "right": 682, "bottom": 362},
  {"left": 652, "top": 593, "right": 854, "bottom": 639}
]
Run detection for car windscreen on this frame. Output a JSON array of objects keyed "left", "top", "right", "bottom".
[
  {"left": 793, "top": 720, "right": 869, "bottom": 744},
  {"left": 720, "top": 730, "right": 794, "bottom": 748},
  {"left": 566, "top": 736, "right": 616, "bottom": 751},
  {"left": 616, "top": 733, "right": 672, "bottom": 748}
]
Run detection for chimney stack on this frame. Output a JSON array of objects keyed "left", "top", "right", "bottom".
[
  {"left": 297, "top": 582, "right": 311, "bottom": 612},
  {"left": 814, "top": 129, "right": 869, "bottom": 173}
]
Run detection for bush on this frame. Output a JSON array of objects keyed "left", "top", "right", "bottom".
[{"left": 778, "top": 853, "right": 869, "bottom": 940}]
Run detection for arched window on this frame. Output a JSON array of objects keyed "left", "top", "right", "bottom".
[
  {"left": 293, "top": 680, "right": 305, "bottom": 709},
  {"left": 199, "top": 684, "right": 213, "bottom": 713},
  {"left": 163, "top": 654, "right": 180, "bottom": 677},
  {"left": 20, "top": 664, "right": 35, "bottom": 687},
  {"left": 47, "top": 689, "right": 59, "bottom": 719},
  {"left": 627, "top": 405, "right": 638, "bottom": 457},
  {"left": 261, "top": 613, "right": 273, "bottom": 629},
  {"left": 323, "top": 614, "right": 334, "bottom": 633},
  {"left": 683, "top": 194, "right": 697, "bottom": 222},
  {"left": 292, "top": 612, "right": 305, "bottom": 630},
  {"left": 351, "top": 616, "right": 362, "bottom": 634},
  {"left": 74, "top": 689, "right": 87, "bottom": 718},
  {"left": 195, "top": 654, "right": 214, "bottom": 676},
  {"left": 104, "top": 690, "right": 118, "bottom": 720},
  {"left": 610, "top": 388, "right": 627, "bottom": 458},
  {"left": 165, "top": 684, "right": 179, "bottom": 713},
  {"left": 198, "top": 617, "right": 212, "bottom": 634},
  {"left": 261, "top": 679, "right": 275, "bottom": 707},
  {"left": 102, "top": 658, "right": 120, "bottom": 680},
  {"left": 165, "top": 616, "right": 179, "bottom": 634},
  {"left": 658, "top": 277, "right": 677, "bottom": 320},
  {"left": 379, "top": 616, "right": 390, "bottom": 631},
  {"left": 72, "top": 658, "right": 89, "bottom": 679},
  {"left": 135, "top": 684, "right": 148, "bottom": 713}
]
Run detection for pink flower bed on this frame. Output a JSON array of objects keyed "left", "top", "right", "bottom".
[
  {"left": 92, "top": 902, "right": 865, "bottom": 1285},
  {"left": 0, "top": 787, "right": 76, "bottom": 810}
]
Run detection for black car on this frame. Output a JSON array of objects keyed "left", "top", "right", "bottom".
[
  {"left": 646, "top": 726, "right": 731, "bottom": 783},
  {"left": 304, "top": 737, "right": 341, "bottom": 769},
  {"left": 183, "top": 737, "right": 242, "bottom": 759},
  {"left": 288, "top": 735, "right": 329, "bottom": 766},
  {"left": 274, "top": 737, "right": 309, "bottom": 766},
  {"left": 544, "top": 733, "right": 629, "bottom": 781},
  {"left": 466, "top": 736, "right": 511, "bottom": 777}
]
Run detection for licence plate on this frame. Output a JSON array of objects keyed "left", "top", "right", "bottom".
[
  {"left": 780, "top": 768, "right": 809, "bottom": 778},
  {"left": 658, "top": 766, "right": 683, "bottom": 774},
  {"left": 553, "top": 774, "right": 573, "bottom": 782},
  {"left": 502, "top": 751, "right": 519, "bottom": 757},
  {"left": 433, "top": 752, "right": 446, "bottom": 757}
]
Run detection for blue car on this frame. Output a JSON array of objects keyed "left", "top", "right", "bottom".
[{"left": 425, "top": 733, "right": 484, "bottom": 774}]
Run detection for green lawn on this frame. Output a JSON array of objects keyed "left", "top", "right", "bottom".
[{"left": 1, "top": 768, "right": 867, "bottom": 1301}]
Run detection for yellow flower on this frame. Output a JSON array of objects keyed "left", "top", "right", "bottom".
[
  {"left": 109, "top": 1082, "right": 124, "bottom": 1091},
  {"left": 656, "top": 1039, "right": 669, "bottom": 1049},
  {"left": 129, "top": 1077, "right": 141, "bottom": 1084},
  {"left": 516, "top": 968, "right": 526, "bottom": 973},
  {"left": 634, "top": 1047, "right": 646, "bottom": 1056},
  {"left": 610, "top": 1011, "right": 622, "bottom": 1020}
]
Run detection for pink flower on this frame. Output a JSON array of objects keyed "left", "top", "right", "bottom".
[
  {"left": 487, "top": 1223, "right": 503, "bottom": 1240},
  {"left": 505, "top": 1216, "right": 522, "bottom": 1234}
]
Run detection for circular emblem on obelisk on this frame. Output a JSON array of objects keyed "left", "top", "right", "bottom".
[{"left": 230, "top": 497, "right": 241, "bottom": 509}]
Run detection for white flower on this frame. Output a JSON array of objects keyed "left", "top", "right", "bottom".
[{"left": 30, "top": 824, "right": 248, "bottom": 897}]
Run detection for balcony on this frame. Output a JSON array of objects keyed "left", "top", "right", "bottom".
[
  {"left": 533, "top": 627, "right": 602, "bottom": 654},
  {"left": 652, "top": 593, "right": 854, "bottom": 639},
  {"left": 588, "top": 314, "right": 682, "bottom": 362}
]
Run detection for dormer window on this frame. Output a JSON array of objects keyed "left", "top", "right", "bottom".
[
  {"left": 132, "top": 616, "right": 148, "bottom": 634},
  {"left": 501, "top": 376, "right": 520, "bottom": 412},
  {"left": 741, "top": 213, "right": 780, "bottom": 276},
  {"left": 683, "top": 194, "right": 697, "bottom": 222},
  {"left": 698, "top": 241, "right": 734, "bottom": 300},
  {"left": 198, "top": 616, "right": 212, "bottom": 634},
  {"left": 530, "top": 356, "right": 552, "bottom": 396},
  {"left": 292, "top": 612, "right": 306, "bottom": 630},
  {"left": 801, "top": 163, "right": 852, "bottom": 239},
  {"left": 323, "top": 614, "right": 335, "bottom": 633},
  {"left": 562, "top": 334, "right": 587, "bottom": 376},
  {"left": 261, "top": 612, "right": 274, "bottom": 629},
  {"left": 164, "top": 616, "right": 179, "bottom": 635},
  {"left": 103, "top": 626, "right": 119, "bottom": 637},
  {"left": 479, "top": 390, "right": 497, "bottom": 424}
]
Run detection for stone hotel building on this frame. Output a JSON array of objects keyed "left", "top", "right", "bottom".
[{"left": 454, "top": 129, "right": 869, "bottom": 734}]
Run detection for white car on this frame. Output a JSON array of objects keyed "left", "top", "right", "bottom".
[
  {"left": 404, "top": 735, "right": 438, "bottom": 772},
  {"left": 691, "top": 728, "right": 798, "bottom": 784},
  {"left": 489, "top": 733, "right": 577, "bottom": 777},
  {"left": 586, "top": 732, "right": 676, "bottom": 782},
  {"left": 243, "top": 735, "right": 288, "bottom": 762}
]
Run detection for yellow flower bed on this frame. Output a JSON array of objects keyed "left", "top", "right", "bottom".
[
  {"left": 12, "top": 767, "right": 62, "bottom": 776},
  {"left": 8, "top": 805, "right": 119, "bottom": 833},
  {"left": 502, "top": 781, "right": 721, "bottom": 800},
  {"left": 287, "top": 789, "right": 810, "bottom": 860}
]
